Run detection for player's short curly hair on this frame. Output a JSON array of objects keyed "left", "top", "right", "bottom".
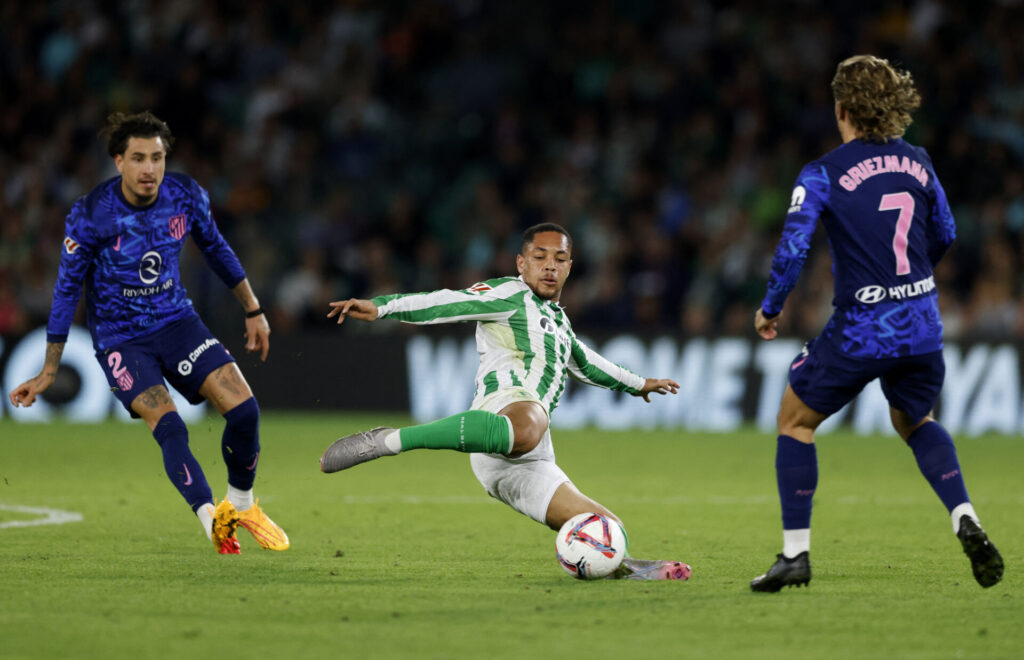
[
  {"left": 522, "top": 222, "right": 573, "bottom": 254},
  {"left": 831, "top": 55, "right": 920, "bottom": 142},
  {"left": 100, "top": 111, "right": 175, "bottom": 157}
]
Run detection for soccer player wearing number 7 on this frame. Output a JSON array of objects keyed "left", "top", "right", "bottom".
[
  {"left": 750, "top": 56, "right": 1003, "bottom": 592},
  {"left": 321, "top": 223, "right": 691, "bottom": 580},
  {"left": 8, "top": 112, "right": 288, "bottom": 554}
]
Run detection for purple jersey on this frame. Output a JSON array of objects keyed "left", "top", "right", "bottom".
[
  {"left": 762, "top": 138, "right": 957, "bottom": 359},
  {"left": 47, "top": 172, "right": 246, "bottom": 350}
]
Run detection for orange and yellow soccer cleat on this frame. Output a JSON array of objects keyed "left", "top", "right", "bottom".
[
  {"left": 212, "top": 499, "right": 241, "bottom": 555},
  {"left": 236, "top": 499, "right": 289, "bottom": 551}
]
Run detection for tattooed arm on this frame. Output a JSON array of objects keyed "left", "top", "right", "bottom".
[{"left": 9, "top": 342, "right": 65, "bottom": 408}]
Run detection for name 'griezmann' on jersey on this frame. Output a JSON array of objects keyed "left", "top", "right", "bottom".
[{"left": 762, "top": 138, "right": 957, "bottom": 360}]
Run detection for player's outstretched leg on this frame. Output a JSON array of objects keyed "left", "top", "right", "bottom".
[
  {"left": 750, "top": 552, "right": 811, "bottom": 592},
  {"left": 320, "top": 427, "right": 398, "bottom": 472},
  {"left": 610, "top": 557, "right": 692, "bottom": 581},
  {"left": 320, "top": 411, "right": 513, "bottom": 473},
  {"left": 957, "top": 516, "right": 1003, "bottom": 588}
]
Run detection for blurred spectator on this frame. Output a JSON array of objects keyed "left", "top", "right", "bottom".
[{"left": 1, "top": 0, "right": 1022, "bottom": 341}]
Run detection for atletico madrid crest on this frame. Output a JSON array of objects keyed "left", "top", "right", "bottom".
[{"left": 169, "top": 214, "right": 187, "bottom": 240}]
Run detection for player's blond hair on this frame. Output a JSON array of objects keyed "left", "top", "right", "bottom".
[{"left": 831, "top": 55, "right": 920, "bottom": 142}]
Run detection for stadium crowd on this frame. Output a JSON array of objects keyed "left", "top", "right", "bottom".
[{"left": 1, "top": 0, "right": 1022, "bottom": 340}]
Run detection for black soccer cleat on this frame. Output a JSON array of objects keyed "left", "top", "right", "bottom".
[
  {"left": 750, "top": 552, "right": 811, "bottom": 592},
  {"left": 956, "top": 515, "right": 1004, "bottom": 588}
]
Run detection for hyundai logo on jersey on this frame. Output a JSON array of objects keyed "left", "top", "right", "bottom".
[{"left": 855, "top": 285, "right": 887, "bottom": 304}]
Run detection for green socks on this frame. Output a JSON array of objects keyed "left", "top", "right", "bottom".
[{"left": 399, "top": 410, "right": 513, "bottom": 455}]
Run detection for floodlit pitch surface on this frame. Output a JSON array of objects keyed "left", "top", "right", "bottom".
[{"left": 1, "top": 414, "right": 1020, "bottom": 659}]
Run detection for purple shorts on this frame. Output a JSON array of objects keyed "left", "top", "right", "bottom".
[
  {"left": 95, "top": 312, "right": 234, "bottom": 417},
  {"left": 788, "top": 337, "right": 944, "bottom": 423}
]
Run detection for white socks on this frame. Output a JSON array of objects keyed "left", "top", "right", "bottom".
[
  {"left": 778, "top": 505, "right": 978, "bottom": 557},
  {"left": 226, "top": 485, "right": 254, "bottom": 512},
  {"left": 383, "top": 430, "right": 402, "bottom": 454},
  {"left": 198, "top": 489, "right": 256, "bottom": 541},
  {"left": 950, "top": 502, "right": 979, "bottom": 533},
  {"left": 782, "top": 528, "right": 810, "bottom": 558},
  {"left": 197, "top": 503, "right": 215, "bottom": 541}
]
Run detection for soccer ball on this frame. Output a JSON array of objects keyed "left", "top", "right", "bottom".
[{"left": 555, "top": 512, "right": 626, "bottom": 579}]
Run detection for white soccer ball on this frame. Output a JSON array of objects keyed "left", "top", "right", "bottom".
[{"left": 555, "top": 512, "right": 626, "bottom": 579}]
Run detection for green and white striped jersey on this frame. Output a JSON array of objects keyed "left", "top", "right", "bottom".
[{"left": 372, "top": 276, "right": 646, "bottom": 415}]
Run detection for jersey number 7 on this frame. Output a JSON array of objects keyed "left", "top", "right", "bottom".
[{"left": 879, "top": 192, "right": 915, "bottom": 276}]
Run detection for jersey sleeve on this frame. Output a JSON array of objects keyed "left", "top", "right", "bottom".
[
  {"left": 761, "top": 163, "right": 830, "bottom": 317},
  {"left": 187, "top": 180, "right": 246, "bottom": 288},
  {"left": 46, "top": 203, "right": 99, "bottom": 343},
  {"left": 566, "top": 333, "right": 646, "bottom": 394},
  {"left": 372, "top": 281, "right": 517, "bottom": 325},
  {"left": 926, "top": 170, "right": 957, "bottom": 266}
]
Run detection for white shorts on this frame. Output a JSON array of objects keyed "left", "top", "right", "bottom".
[{"left": 469, "top": 388, "right": 572, "bottom": 525}]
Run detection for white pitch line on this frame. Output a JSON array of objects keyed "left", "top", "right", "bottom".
[{"left": 0, "top": 504, "right": 84, "bottom": 529}]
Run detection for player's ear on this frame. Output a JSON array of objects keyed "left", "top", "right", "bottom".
[
  {"left": 113, "top": 154, "right": 124, "bottom": 174},
  {"left": 516, "top": 253, "right": 525, "bottom": 274}
]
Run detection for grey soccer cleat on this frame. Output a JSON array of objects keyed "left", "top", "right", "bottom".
[
  {"left": 957, "top": 515, "right": 1004, "bottom": 588},
  {"left": 750, "top": 551, "right": 811, "bottom": 592},
  {"left": 320, "top": 427, "right": 398, "bottom": 473}
]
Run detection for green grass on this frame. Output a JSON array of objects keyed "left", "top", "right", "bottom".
[{"left": 1, "top": 414, "right": 1021, "bottom": 659}]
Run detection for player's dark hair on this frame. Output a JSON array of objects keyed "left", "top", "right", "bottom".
[
  {"left": 101, "top": 111, "right": 175, "bottom": 157},
  {"left": 831, "top": 55, "right": 920, "bottom": 142},
  {"left": 522, "top": 222, "right": 573, "bottom": 254}
]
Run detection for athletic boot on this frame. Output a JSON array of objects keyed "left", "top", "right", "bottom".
[
  {"left": 957, "top": 515, "right": 1003, "bottom": 588},
  {"left": 320, "top": 427, "right": 397, "bottom": 473},
  {"left": 610, "top": 557, "right": 692, "bottom": 581},
  {"left": 750, "top": 552, "right": 811, "bottom": 592},
  {"left": 237, "top": 499, "right": 290, "bottom": 551},
  {"left": 212, "top": 499, "right": 241, "bottom": 555}
]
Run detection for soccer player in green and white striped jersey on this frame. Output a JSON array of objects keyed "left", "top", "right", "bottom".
[{"left": 319, "top": 223, "right": 692, "bottom": 580}]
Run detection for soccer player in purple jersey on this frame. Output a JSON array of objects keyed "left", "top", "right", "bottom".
[
  {"left": 750, "top": 56, "right": 1003, "bottom": 591},
  {"left": 8, "top": 112, "right": 288, "bottom": 554}
]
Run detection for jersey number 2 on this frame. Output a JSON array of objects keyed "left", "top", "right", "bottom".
[
  {"left": 879, "top": 192, "right": 914, "bottom": 276},
  {"left": 107, "top": 352, "right": 127, "bottom": 378}
]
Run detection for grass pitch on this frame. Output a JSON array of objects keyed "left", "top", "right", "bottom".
[{"left": 0, "top": 413, "right": 1021, "bottom": 659}]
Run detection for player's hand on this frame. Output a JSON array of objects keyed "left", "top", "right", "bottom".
[
  {"left": 9, "top": 372, "right": 56, "bottom": 408},
  {"left": 327, "top": 299, "right": 379, "bottom": 324},
  {"left": 754, "top": 308, "right": 779, "bottom": 341},
  {"left": 245, "top": 313, "right": 271, "bottom": 361},
  {"left": 634, "top": 377, "right": 679, "bottom": 403}
]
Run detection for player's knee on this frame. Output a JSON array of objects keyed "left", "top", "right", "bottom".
[
  {"left": 224, "top": 397, "right": 259, "bottom": 432},
  {"left": 500, "top": 401, "right": 548, "bottom": 456},
  {"left": 891, "top": 409, "right": 932, "bottom": 442},
  {"left": 777, "top": 389, "right": 824, "bottom": 439},
  {"left": 152, "top": 411, "right": 188, "bottom": 445},
  {"left": 510, "top": 430, "right": 542, "bottom": 456},
  {"left": 508, "top": 415, "right": 546, "bottom": 455}
]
